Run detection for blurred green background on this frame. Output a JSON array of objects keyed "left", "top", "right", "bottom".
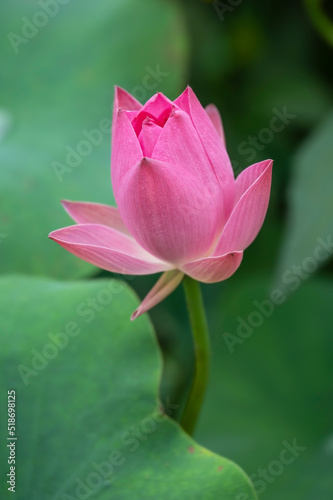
[{"left": 1, "top": 0, "right": 333, "bottom": 498}]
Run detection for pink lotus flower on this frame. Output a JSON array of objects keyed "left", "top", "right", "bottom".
[{"left": 49, "top": 87, "right": 272, "bottom": 319}]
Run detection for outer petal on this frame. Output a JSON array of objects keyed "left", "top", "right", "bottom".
[
  {"left": 49, "top": 224, "right": 172, "bottom": 275},
  {"left": 205, "top": 104, "right": 226, "bottom": 146},
  {"left": 117, "top": 158, "right": 222, "bottom": 265},
  {"left": 112, "top": 86, "right": 141, "bottom": 127},
  {"left": 233, "top": 159, "right": 272, "bottom": 206},
  {"left": 214, "top": 160, "right": 273, "bottom": 255},
  {"left": 152, "top": 109, "right": 222, "bottom": 194},
  {"left": 131, "top": 270, "right": 184, "bottom": 320},
  {"left": 181, "top": 251, "right": 243, "bottom": 283},
  {"left": 61, "top": 200, "right": 131, "bottom": 235},
  {"left": 111, "top": 109, "right": 142, "bottom": 201},
  {"left": 174, "top": 86, "right": 234, "bottom": 219}
]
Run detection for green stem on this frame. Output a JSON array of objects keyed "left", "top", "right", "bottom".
[
  {"left": 181, "top": 276, "right": 211, "bottom": 435},
  {"left": 303, "top": 0, "right": 333, "bottom": 47}
]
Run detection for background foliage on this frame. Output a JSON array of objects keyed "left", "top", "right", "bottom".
[{"left": 1, "top": 0, "right": 333, "bottom": 498}]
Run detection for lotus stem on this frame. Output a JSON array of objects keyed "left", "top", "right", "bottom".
[{"left": 181, "top": 276, "right": 211, "bottom": 435}]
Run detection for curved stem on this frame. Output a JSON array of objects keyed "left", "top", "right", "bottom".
[
  {"left": 181, "top": 276, "right": 211, "bottom": 435},
  {"left": 303, "top": 0, "right": 333, "bottom": 47}
]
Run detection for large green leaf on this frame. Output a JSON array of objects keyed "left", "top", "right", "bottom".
[
  {"left": 0, "top": 276, "right": 256, "bottom": 499},
  {"left": 0, "top": 0, "right": 188, "bottom": 278},
  {"left": 274, "top": 111, "right": 333, "bottom": 290}
]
